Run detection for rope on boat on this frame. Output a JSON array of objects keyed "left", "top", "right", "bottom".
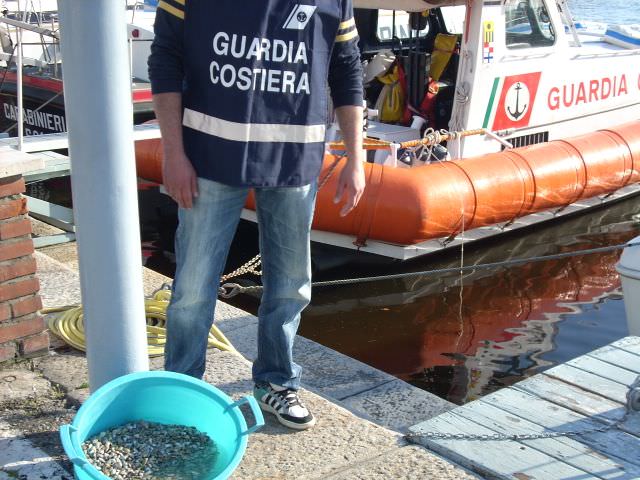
[
  {"left": 44, "top": 289, "right": 236, "bottom": 355},
  {"left": 398, "top": 128, "right": 485, "bottom": 149},
  {"left": 327, "top": 127, "right": 486, "bottom": 151},
  {"left": 217, "top": 241, "right": 640, "bottom": 299}
]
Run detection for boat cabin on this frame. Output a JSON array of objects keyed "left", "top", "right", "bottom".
[{"left": 351, "top": 0, "right": 640, "bottom": 161}]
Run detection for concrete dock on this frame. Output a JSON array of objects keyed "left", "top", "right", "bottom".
[{"left": 0, "top": 229, "right": 480, "bottom": 479}]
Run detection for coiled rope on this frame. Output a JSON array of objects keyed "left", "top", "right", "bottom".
[
  {"left": 218, "top": 241, "right": 640, "bottom": 298},
  {"left": 44, "top": 289, "right": 236, "bottom": 356}
]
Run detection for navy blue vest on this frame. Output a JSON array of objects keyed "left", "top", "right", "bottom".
[{"left": 149, "top": 0, "right": 362, "bottom": 187}]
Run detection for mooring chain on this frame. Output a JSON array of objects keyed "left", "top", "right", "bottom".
[
  {"left": 404, "top": 379, "right": 640, "bottom": 443},
  {"left": 218, "top": 241, "right": 640, "bottom": 299},
  {"left": 219, "top": 254, "right": 262, "bottom": 283}
]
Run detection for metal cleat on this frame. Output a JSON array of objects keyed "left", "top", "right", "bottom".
[{"left": 627, "top": 376, "right": 640, "bottom": 412}]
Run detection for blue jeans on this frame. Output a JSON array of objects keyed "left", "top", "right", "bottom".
[{"left": 165, "top": 177, "right": 317, "bottom": 389}]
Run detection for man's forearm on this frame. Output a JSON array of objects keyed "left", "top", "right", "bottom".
[
  {"left": 335, "top": 105, "right": 364, "bottom": 163},
  {"left": 152, "top": 92, "right": 185, "bottom": 156}
]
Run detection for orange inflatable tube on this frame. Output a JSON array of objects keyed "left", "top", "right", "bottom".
[{"left": 134, "top": 120, "right": 640, "bottom": 245}]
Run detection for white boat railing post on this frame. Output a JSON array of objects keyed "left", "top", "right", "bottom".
[
  {"left": 556, "top": 0, "right": 581, "bottom": 47},
  {"left": 57, "top": 0, "right": 149, "bottom": 390},
  {"left": 616, "top": 235, "right": 640, "bottom": 336},
  {"left": 16, "top": 1, "right": 24, "bottom": 150}
]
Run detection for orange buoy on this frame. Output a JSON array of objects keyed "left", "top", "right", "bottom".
[{"left": 134, "top": 120, "right": 640, "bottom": 245}]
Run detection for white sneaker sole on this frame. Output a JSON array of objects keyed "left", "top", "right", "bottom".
[{"left": 258, "top": 400, "right": 317, "bottom": 430}]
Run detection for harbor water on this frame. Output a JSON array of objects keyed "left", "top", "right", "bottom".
[{"left": 569, "top": 0, "right": 640, "bottom": 24}]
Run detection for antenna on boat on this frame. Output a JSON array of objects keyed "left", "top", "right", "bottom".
[{"left": 15, "top": 0, "right": 23, "bottom": 150}]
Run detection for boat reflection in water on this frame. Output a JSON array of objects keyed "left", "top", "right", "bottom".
[{"left": 300, "top": 198, "right": 639, "bottom": 405}]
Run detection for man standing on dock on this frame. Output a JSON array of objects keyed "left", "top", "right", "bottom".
[{"left": 148, "top": 0, "right": 364, "bottom": 429}]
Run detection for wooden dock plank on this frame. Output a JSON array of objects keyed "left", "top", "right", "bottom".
[
  {"left": 408, "top": 412, "right": 591, "bottom": 480},
  {"left": 588, "top": 345, "right": 640, "bottom": 374},
  {"left": 566, "top": 355, "right": 638, "bottom": 386},
  {"left": 473, "top": 388, "right": 640, "bottom": 473},
  {"left": 457, "top": 391, "right": 640, "bottom": 479},
  {"left": 543, "top": 365, "right": 628, "bottom": 404},
  {"left": 408, "top": 338, "right": 640, "bottom": 480},
  {"left": 515, "top": 375, "right": 625, "bottom": 424},
  {"left": 622, "top": 414, "right": 640, "bottom": 437},
  {"left": 612, "top": 337, "right": 640, "bottom": 358}
]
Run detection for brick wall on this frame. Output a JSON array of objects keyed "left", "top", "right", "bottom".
[{"left": 0, "top": 175, "right": 47, "bottom": 363}]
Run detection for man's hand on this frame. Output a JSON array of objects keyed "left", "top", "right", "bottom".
[
  {"left": 333, "top": 104, "right": 365, "bottom": 217},
  {"left": 334, "top": 156, "right": 365, "bottom": 217},
  {"left": 152, "top": 92, "right": 198, "bottom": 209},
  {"left": 163, "top": 149, "right": 198, "bottom": 209}
]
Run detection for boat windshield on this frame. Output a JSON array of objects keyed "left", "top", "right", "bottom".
[
  {"left": 376, "top": 9, "right": 430, "bottom": 40},
  {"left": 441, "top": 5, "right": 466, "bottom": 34},
  {"left": 505, "top": 0, "right": 556, "bottom": 48}
]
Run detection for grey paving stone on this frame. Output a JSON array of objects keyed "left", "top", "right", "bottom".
[
  {"left": 30, "top": 216, "right": 65, "bottom": 237},
  {"left": 0, "top": 422, "right": 73, "bottom": 480},
  {"left": 141, "top": 267, "right": 173, "bottom": 296},
  {"left": 215, "top": 301, "right": 259, "bottom": 333},
  {"left": 203, "top": 349, "right": 255, "bottom": 397},
  {"left": 36, "top": 245, "right": 176, "bottom": 299},
  {"left": 36, "top": 240, "right": 78, "bottom": 268},
  {"left": 203, "top": 351, "right": 405, "bottom": 480},
  {"left": 35, "top": 251, "right": 82, "bottom": 307},
  {"left": 341, "top": 379, "right": 455, "bottom": 432},
  {"left": 33, "top": 352, "right": 90, "bottom": 405},
  {"left": 222, "top": 322, "right": 259, "bottom": 359},
  {"left": 324, "top": 445, "right": 481, "bottom": 480},
  {"left": 224, "top": 323, "right": 397, "bottom": 401},
  {"left": 0, "top": 369, "right": 51, "bottom": 403},
  {"left": 295, "top": 337, "right": 398, "bottom": 400}
]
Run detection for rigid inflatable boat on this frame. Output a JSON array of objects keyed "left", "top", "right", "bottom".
[
  {"left": 135, "top": 0, "right": 640, "bottom": 260},
  {"left": 135, "top": 118, "right": 640, "bottom": 259}
]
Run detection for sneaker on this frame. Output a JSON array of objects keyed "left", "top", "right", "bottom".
[{"left": 254, "top": 383, "right": 316, "bottom": 430}]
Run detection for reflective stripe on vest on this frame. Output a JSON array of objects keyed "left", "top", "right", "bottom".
[{"left": 183, "top": 108, "right": 326, "bottom": 143}]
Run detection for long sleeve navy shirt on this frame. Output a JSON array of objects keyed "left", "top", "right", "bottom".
[{"left": 148, "top": 0, "right": 363, "bottom": 187}]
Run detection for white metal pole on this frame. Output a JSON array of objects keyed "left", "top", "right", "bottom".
[
  {"left": 16, "top": 0, "right": 24, "bottom": 150},
  {"left": 57, "top": 0, "right": 149, "bottom": 390},
  {"left": 616, "top": 236, "right": 640, "bottom": 336}
]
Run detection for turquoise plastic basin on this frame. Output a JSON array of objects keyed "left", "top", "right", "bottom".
[{"left": 59, "top": 371, "right": 264, "bottom": 480}]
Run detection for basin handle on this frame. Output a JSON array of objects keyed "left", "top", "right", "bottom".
[
  {"left": 60, "top": 425, "right": 87, "bottom": 467},
  {"left": 229, "top": 395, "right": 265, "bottom": 435},
  {"left": 59, "top": 424, "right": 110, "bottom": 479}
]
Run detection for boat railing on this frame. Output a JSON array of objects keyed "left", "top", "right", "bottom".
[
  {"left": 0, "top": 16, "right": 58, "bottom": 39},
  {"left": 556, "top": 0, "right": 582, "bottom": 47},
  {"left": 0, "top": 14, "right": 60, "bottom": 151},
  {"left": 571, "top": 48, "right": 640, "bottom": 59},
  {"left": 0, "top": 10, "right": 155, "bottom": 151}
]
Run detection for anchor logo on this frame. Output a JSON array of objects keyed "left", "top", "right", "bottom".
[
  {"left": 505, "top": 82, "right": 530, "bottom": 121},
  {"left": 283, "top": 4, "right": 316, "bottom": 30},
  {"left": 491, "top": 72, "right": 541, "bottom": 130}
]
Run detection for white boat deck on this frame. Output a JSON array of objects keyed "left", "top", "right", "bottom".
[
  {"left": 408, "top": 336, "right": 640, "bottom": 479},
  {"left": 573, "top": 37, "right": 640, "bottom": 56}
]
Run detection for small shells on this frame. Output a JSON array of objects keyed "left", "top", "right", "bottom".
[{"left": 81, "top": 421, "right": 218, "bottom": 479}]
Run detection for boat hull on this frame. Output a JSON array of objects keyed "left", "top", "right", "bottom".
[{"left": 0, "top": 71, "right": 155, "bottom": 136}]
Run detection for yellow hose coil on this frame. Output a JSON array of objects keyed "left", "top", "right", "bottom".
[{"left": 43, "top": 289, "right": 236, "bottom": 356}]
